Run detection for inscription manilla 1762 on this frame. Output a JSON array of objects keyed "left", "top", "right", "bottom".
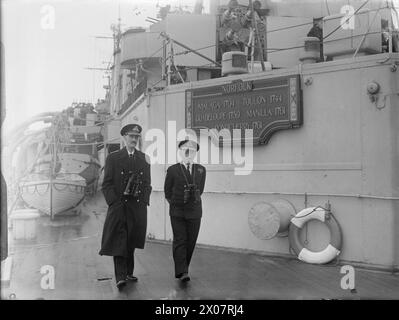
[{"left": 185, "top": 75, "right": 302, "bottom": 144}]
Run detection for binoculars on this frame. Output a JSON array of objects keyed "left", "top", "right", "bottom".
[
  {"left": 124, "top": 171, "right": 140, "bottom": 197},
  {"left": 183, "top": 184, "right": 201, "bottom": 204}
]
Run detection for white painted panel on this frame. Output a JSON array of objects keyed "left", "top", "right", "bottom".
[
  {"left": 120, "top": 31, "right": 163, "bottom": 65},
  {"left": 165, "top": 14, "right": 217, "bottom": 67},
  {"left": 267, "top": 16, "right": 313, "bottom": 69},
  {"left": 135, "top": 55, "right": 398, "bottom": 267}
]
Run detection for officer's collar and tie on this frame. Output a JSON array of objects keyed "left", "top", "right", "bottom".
[
  {"left": 127, "top": 148, "right": 135, "bottom": 158},
  {"left": 127, "top": 148, "right": 136, "bottom": 173},
  {"left": 181, "top": 161, "right": 193, "bottom": 176},
  {"left": 178, "top": 139, "right": 199, "bottom": 178}
]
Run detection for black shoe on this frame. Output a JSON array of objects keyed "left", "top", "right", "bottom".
[
  {"left": 180, "top": 273, "right": 190, "bottom": 282},
  {"left": 126, "top": 275, "right": 138, "bottom": 282},
  {"left": 116, "top": 280, "right": 127, "bottom": 290}
]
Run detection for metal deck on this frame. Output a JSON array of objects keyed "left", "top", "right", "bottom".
[{"left": 2, "top": 193, "right": 399, "bottom": 300}]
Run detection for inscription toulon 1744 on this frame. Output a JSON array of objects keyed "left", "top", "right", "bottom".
[{"left": 186, "top": 76, "right": 302, "bottom": 145}]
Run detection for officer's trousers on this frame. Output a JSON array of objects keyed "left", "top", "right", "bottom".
[
  {"left": 113, "top": 249, "right": 135, "bottom": 282},
  {"left": 170, "top": 216, "right": 201, "bottom": 278}
]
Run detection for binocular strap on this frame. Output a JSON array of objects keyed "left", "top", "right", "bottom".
[{"left": 179, "top": 163, "right": 195, "bottom": 186}]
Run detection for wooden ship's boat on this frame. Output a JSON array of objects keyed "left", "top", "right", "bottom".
[
  {"left": 4, "top": 103, "right": 105, "bottom": 219},
  {"left": 19, "top": 173, "right": 86, "bottom": 218},
  {"left": 61, "top": 104, "right": 104, "bottom": 192},
  {"left": 36, "top": 152, "right": 101, "bottom": 187}
]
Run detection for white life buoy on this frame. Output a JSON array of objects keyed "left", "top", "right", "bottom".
[{"left": 288, "top": 207, "right": 342, "bottom": 264}]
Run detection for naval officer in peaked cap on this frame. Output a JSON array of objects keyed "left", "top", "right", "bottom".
[
  {"left": 99, "top": 123, "right": 152, "bottom": 290},
  {"left": 164, "top": 139, "right": 206, "bottom": 282}
]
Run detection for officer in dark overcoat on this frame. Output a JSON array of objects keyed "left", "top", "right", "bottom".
[
  {"left": 164, "top": 139, "right": 206, "bottom": 282},
  {"left": 99, "top": 123, "right": 152, "bottom": 290}
]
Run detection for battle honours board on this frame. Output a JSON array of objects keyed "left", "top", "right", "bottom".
[{"left": 186, "top": 75, "right": 302, "bottom": 145}]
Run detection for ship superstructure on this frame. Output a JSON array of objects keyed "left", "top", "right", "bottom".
[{"left": 99, "top": 0, "right": 399, "bottom": 271}]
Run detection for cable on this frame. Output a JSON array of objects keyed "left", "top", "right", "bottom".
[
  {"left": 142, "top": 42, "right": 166, "bottom": 62},
  {"left": 267, "top": 21, "right": 315, "bottom": 34},
  {"left": 292, "top": 205, "right": 329, "bottom": 219},
  {"left": 174, "top": 44, "right": 217, "bottom": 56},
  {"left": 264, "top": 4, "right": 385, "bottom": 37},
  {"left": 325, "top": 0, "right": 331, "bottom": 16},
  {"left": 266, "top": 2, "right": 389, "bottom": 54},
  {"left": 110, "top": 2, "right": 386, "bottom": 90},
  {"left": 267, "top": 30, "right": 385, "bottom": 54},
  {"left": 108, "top": 39, "right": 166, "bottom": 71},
  {"left": 184, "top": 62, "right": 219, "bottom": 70},
  {"left": 103, "top": 3, "right": 386, "bottom": 85},
  {"left": 148, "top": 77, "right": 164, "bottom": 90},
  {"left": 323, "top": 0, "right": 371, "bottom": 41},
  {"left": 353, "top": 2, "right": 384, "bottom": 57},
  {"left": 209, "top": 4, "right": 388, "bottom": 57}
]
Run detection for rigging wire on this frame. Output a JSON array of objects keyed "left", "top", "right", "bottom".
[
  {"left": 95, "top": 0, "right": 390, "bottom": 118},
  {"left": 325, "top": 0, "right": 331, "bottom": 16},
  {"left": 99, "top": 0, "right": 385, "bottom": 79},
  {"left": 267, "top": 30, "right": 385, "bottom": 53},
  {"left": 353, "top": 1, "right": 385, "bottom": 57},
  {"left": 174, "top": 44, "right": 217, "bottom": 56},
  {"left": 323, "top": 0, "right": 371, "bottom": 41}
]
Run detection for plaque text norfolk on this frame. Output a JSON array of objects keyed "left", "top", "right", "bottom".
[{"left": 185, "top": 75, "right": 302, "bottom": 145}]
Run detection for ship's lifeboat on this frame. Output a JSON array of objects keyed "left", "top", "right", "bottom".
[
  {"left": 288, "top": 207, "right": 342, "bottom": 264},
  {"left": 36, "top": 153, "right": 101, "bottom": 185},
  {"left": 19, "top": 173, "right": 86, "bottom": 218}
]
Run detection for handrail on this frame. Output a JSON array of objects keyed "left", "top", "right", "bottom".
[{"left": 118, "top": 80, "right": 147, "bottom": 115}]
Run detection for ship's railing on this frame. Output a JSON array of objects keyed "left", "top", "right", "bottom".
[{"left": 118, "top": 80, "right": 147, "bottom": 115}]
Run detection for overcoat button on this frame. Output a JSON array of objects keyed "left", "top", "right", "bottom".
[{"left": 137, "top": 200, "right": 139, "bottom": 202}]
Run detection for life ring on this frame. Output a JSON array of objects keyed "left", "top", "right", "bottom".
[{"left": 288, "top": 207, "right": 342, "bottom": 264}]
